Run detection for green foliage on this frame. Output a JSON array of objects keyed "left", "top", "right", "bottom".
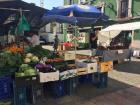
[
  {"left": 0, "top": 51, "right": 23, "bottom": 67},
  {"left": 27, "top": 45, "right": 52, "bottom": 58}
]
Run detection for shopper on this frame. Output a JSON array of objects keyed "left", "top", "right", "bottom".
[{"left": 53, "top": 35, "right": 59, "bottom": 52}]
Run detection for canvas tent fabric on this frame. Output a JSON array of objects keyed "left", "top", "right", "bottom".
[
  {"left": 101, "top": 22, "right": 140, "bottom": 31},
  {"left": 98, "top": 22, "right": 140, "bottom": 46},
  {"left": 41, "top": 4, "right": 108, "bottom": 26}
]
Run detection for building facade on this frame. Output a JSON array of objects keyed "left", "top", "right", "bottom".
[{"left": 64, "top": 0, "right": 140, "bottom": 40}]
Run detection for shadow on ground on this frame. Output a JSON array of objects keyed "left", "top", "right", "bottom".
[{"left": 37, "top": 77, "right": 140, "bottom": 105}]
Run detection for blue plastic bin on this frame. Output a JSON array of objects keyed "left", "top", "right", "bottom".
[
  {"left": 79, "top": 74, "right": 93, "bottom": 84},
  {"left": 97, "top": 72, "right": 108, "bottom": 88},
  {"left": 92, "top": 72, "right": 99, "bottom": 85},
  {"left": 52, "top": 81, "right": 66, "bottom": 98},
  {"left": 26, "top": 84, "right": 44, "bottom": 104},
  {"left": 0, "top": 76, "right": 12, "bottom": 100},
  {"left": 13, "top": 86, "right": 27, "bottom": 105},
  {"left": 65, "top": 77, "right": 78, "bottom": 95}
]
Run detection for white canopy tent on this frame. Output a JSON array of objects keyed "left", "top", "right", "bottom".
[{"left": 98, "top": 22, "right": 140, "bottom": 46}]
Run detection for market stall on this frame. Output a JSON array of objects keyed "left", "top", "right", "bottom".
[
  {"left": 0, "top": 3, "right": 112, "bottom": 105},
  {"left": 41, "top": 4, "right": 108, "bottom": 52},
  {"left": 97, "top": 22, "right": 140, "bottom": 61}
]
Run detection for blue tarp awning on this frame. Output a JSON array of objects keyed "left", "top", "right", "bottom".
[{"left": 42, "top": 4, "right": 108, "bottom": 26}]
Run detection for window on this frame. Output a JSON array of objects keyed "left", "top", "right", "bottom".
[
  {"left": 118, "top": 0, "right": 128, "bottom": 18},
  {"left": 69, "top": 0, "right": 73, "bottom": 5}
]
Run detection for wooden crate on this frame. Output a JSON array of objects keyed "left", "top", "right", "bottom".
[
  {"left": 77, "top": 67, "right": 88, "bottom": 75},
  {"left": 87, "top": 62, "right": 97, "bottom": 73},
  {"left": 39, "top": 71, "right": 59, "bottom": 83},
  {"left": 64, "top": 53, "right": 76, "bottom": 61},
  {"left": 76, "top": 60, "right": 97, "bottom": 73},
  {"left": 98, "top": 61, "right": 113, "bottom": 73}
]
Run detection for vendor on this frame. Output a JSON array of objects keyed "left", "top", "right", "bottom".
[
  {"left": 90, "top": 30, "right": 99, "bottom": 49},
  {"left": 28, "top": 32, "right": 40, "bottom": 46}
]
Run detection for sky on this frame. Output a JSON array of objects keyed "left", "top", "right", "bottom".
[{"left": 23, "top": 0, "right": 64, "bottom": 10}]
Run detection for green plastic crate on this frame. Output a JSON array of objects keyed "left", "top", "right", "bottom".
[{"left": 0, "top": 67, "right": 17, "bottom": 77}]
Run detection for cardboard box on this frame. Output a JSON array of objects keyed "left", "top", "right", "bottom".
[
  {"left": 39, "top": 71, "right": 59, "bottom": 83},
  {"left": 98, "top": 61, "right": 113, "bottom": 73}
]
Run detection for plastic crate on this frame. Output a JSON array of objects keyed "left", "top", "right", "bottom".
[
  {"left": 52, "top": 81, "right": 66, "bottom": 98},
  {"left": 26, "top": 84, "right": 44, "bottom": 104},
  {"left": 79, "top": 74, "right": 93, "bottom": 84},
  {"left": 0, "top": 101, "right": 11, "bottom": 105},
  {"left": 97, "top": 72, "right": 108, "bottom": 88},
  {"left": 0, "top": 67, "right": 17, "bottom": 77},
  {"left": 0, "top": 76, "right": 12, "bottom": 100},
  {"left": 65, "top": 77, "right": 78, "bottom": 95},
  {"left": 14, "top": 75, "right": 38, "bottom": 88},
  {"left": 13, "top": 87, "right": 27, "bottom": 105},
  {"left": 92, "top": 72, "right": 99, "bottom": 85}
]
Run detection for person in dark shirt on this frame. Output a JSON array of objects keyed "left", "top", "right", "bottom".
[
  {"left": 53, "top": 35, "right": 59, "bottom": 52},
  {"left": 90, "top": 31, "right": 98, "bottom": 49}
]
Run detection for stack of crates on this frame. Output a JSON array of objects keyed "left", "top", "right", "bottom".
[
  {"left": 65, "top": 77, "right": 78, "bottom": 95},
  {"left": 92, "top": 72, "right": 99, "bottom": 85},
  {"left": 26, "top": 84, "right": 44, "bottom": 104},
  {"left": 13, "top": 86, "right": 27, "bottom": 105},
  {"left": 78, "top": 74, "right": 93, "bottom": 84},
  {"left": 51, "top": 80, "right": 66, "bottom": 98},
  {"left": 0, "top": 76, "right": 12, "bottom": 101},
  {"left": 97, "top": 72, "right": 108, "bottom": 88}
]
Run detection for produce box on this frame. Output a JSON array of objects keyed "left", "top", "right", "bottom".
[
  {"left": 64, "top": 53, "right": 76, "bottom": 61},
  {"left": 98, "top": 61, "right": 113, "bottom": 73},
  {"left": 76, "top": 60, "right": 97, "bottom": 73},
  {"left": 77, "top": 67, "right": 87, "bottom": 75},
  {"left": 14, "top": 75, "right": 38, "bottom": 88},
  {"left": 39, "top": 71, "right": 59, "bottom": 83},
  {"left": 59, "top": 69, "right": 77, "bottom": 80}
]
